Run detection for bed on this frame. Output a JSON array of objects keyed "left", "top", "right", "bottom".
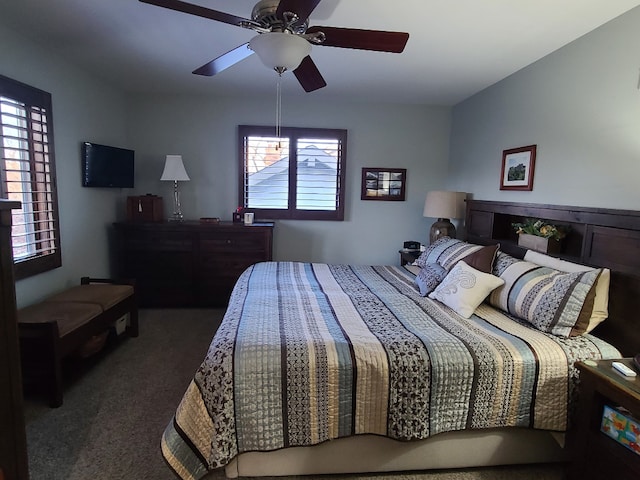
[{"left": 161, "top": 200, "right": 640, "bottom": 479}]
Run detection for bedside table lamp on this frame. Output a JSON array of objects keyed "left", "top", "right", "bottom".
[
  {"left": 161, "top": 155, "right": 190, "bottom": 222},
  {"left": 423, "top": 191, "right": 467, "bottom": 243}
]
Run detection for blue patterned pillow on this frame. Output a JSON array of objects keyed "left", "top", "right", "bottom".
[
  {"left": 489, "top": 252, "right": 601, "bottom": 337},
  {"left": 415, "top": 263, "right": 448, "bottom": 296},
  {"left": 415, "top": 237, "right": 484, "bottom": 271}
]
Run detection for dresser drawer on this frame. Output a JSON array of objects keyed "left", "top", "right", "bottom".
[
  {"left": 123, "top": 230, "right": 194, "bottom": 251},
  {"left": 199, "top": 231, "right": 267, "bottom": 253},
  {"left": 123, "top": 252, "right": 193, "bottom": 281},
  {"left": 200, "top": 253, "right": 264, "bottom": 272}
]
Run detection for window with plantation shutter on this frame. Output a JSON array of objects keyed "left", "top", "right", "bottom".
[
  {"left": 0, "top": 75, "right": 61, "bottom": 279},
  {"left": 239, "top": 125, "right": 347, "bottom": 221}
]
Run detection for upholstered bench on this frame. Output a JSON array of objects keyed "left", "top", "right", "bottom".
[{"left": 18, "top": 277, "right": 138, "bottom": 407}]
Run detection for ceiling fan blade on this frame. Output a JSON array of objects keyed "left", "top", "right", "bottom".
[
  {"left": 293, "top": 56, "right": 327, "bottom": 92},
  {"left": 307, "top": 26, "right": 409, "bottom": 53},
  {"left": 139, "top": 0, "right": 251, "bottom": 27},
  {"left": 276, "top": 0, "right": 322, "bottom": 22},
  {"left": 192, "top": 43, "right": 254, "bottom": 76}
]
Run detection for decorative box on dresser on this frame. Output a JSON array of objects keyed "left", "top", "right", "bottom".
[
  {"left": 0, "top": 200, "right": 29, "bottom": 480},
  {"left": 113, "top": 221, "right": 274, "bottom": 307},
  {"left": 567, "top": 359, "right": 640, "bottom": 480}
]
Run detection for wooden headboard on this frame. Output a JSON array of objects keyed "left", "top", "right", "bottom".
[{"left": 465, "top": 199, "right": 640, "bottom": 356}]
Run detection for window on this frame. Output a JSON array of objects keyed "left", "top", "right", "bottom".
[
  {"left": 239, "top": 125, "right": 347, "bottom": 221},
  {"left": 0, "top": 75, "right": 61, "bottom": 279}
]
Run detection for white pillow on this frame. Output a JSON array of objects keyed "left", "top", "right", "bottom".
[
  {"left": 428, "top": 260, "right": 504, "bottom": 318},
  {"left": 524, "top": 250, "right": 610, "bottom": 333}
]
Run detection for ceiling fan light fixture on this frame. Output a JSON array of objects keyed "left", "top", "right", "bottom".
[{"left": 249, "top": 32, "right": 311, "bottom": 72}]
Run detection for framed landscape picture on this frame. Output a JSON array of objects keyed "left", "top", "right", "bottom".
[
  {"left": 500, "top": 145, "right": 536, "bottom": 191},
  {"left": 361, "top": 168, "right": 407, "bottom": 201}
]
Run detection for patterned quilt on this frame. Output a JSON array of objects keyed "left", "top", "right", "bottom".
[{"left": 161, "top": 262, "right": 620, "bottom": 479}]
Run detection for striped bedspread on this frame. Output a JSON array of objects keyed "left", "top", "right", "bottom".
[{"left": 162, "top": 262, "right": 619, "bottom": 479}]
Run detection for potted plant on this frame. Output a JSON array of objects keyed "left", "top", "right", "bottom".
[{"left": 512, "top": 218, "right": 569, "bottom": 254}]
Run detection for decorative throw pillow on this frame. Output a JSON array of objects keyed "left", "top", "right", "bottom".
[
  {"left": 489, "top": 253, "right": 602, "bottom": 337},
  {"left": 492, "top": 250, "right": 522, "bottom": 277},
  {"left": 523, "top": 250, "right": 610, "bottom": 333},
  {"left": 415, "top": 263, "right": 448, "bottom": 296},
  {"left": 415, "top": 236, "right": 458, "bottom": 267},
  {"left": 456, "top": 243, "right": 500, "bottom": 273},
  {"left": 415, "top": 237, "right": 484, "bottom": 271},
  {"left": 428, "top": 260, "right": 505, "bottom": 318}
]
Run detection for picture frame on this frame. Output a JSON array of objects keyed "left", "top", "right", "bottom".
[
  {"left": 500, "top": 145, "right": 537, "bottom": 191},
  {"left": 361, "top": 167, "right": 407, "bottom": 201}
]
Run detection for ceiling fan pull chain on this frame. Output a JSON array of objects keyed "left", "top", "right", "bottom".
[{"left": 276, "top": 74, "right": 282, "bottom": 149}]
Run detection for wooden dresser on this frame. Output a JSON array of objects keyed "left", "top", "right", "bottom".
[
  {"left": 0, "top": 200, "right": 29, "bottom": 480},
  {"left": 113, "top": 221, "right": 274, "bottom": 307}
]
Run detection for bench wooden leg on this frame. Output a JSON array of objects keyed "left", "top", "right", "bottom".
[
  {"left": 49, "top": 364, "right": 63, "bottom": 408},
  {"left": 19, "top": 321, "right": 64, "bottom": 407},
  {"left": 128, "top": 308, "right": 139, "bottom": 338},
  {"left": 38, "top": 322, "right": 63, "bottom": 408}
]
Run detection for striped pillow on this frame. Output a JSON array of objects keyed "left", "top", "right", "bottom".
[
  {"left": 523, "top": 250, "right": 610, "bottom": 334},
  {"left": 415, "top": 237, "right": 484, "bottom": 271},
  {"left": 489, "top": 252, "right": 601, "bottom": 337}
]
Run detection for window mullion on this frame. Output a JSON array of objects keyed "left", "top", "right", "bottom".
[
  {"left": 28, "top": 106, "right": 49, "bottom": 253},
  {"left": 288, "top": 132, "right": 298, "bottom": 213}
]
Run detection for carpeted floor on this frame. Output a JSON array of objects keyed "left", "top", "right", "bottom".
[{"left": 22, "top": 309, "right": 567, "bottom": 480}]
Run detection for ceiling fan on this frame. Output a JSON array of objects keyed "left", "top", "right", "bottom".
[{"left": 139, "top": 0, "right": 410, "bottom": 92}]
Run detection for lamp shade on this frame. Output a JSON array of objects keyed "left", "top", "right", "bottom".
[
  {"left": 160, "top": 155, "right": 190, "bottom": 182},
  {"left": 423, "top": 191, "right": 466, "bottom": 219},
  {"left": 249, "top": 32, "right": 311, "bottom": 71}
]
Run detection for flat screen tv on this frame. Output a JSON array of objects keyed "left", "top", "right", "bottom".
[{"left": 82, "top": 142, "right": 135, "bottom": 188}]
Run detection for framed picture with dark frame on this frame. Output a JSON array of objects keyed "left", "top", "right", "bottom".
[
  {"left": 500, "top": 144, "right": 536, "bottom": 191},
  {"left": 361, "top": 167, "right": 407, "bottom": 201}
]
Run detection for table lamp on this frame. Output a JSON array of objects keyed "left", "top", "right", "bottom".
[
  {"left": 160, "top": 155, "right": 190, "bottom": 222},
  {"left": 423, "top": 191, "right": 467, "bottom": 243}
]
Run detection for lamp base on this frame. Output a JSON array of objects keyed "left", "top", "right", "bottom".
[
  {"left": 430, "top": 218, "right": 456, "bottom": 244},
  {"left": 168, "top": 181, "right": 184, "bottom": 222},
  {"left": 167, "top": 213, "right": 184, "bottom": 222}
]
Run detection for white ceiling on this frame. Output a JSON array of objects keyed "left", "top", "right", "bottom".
[{"left": 2, "top": 0, "right": 639, "bottom": 105}]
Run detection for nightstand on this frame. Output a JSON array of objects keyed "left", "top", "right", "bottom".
[
  {"left": 398, "top": 249, "right": 421, "bottom": 266},
  {"left": 567, "top": 358, "right": 640, "bottom": 480}
]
